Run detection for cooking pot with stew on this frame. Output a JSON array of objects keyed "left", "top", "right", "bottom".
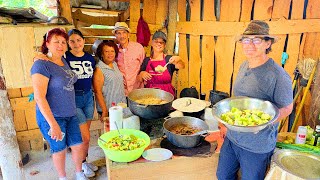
[
  {"left": 163, "top": 116, "right": 209, "bottom": 148},
  {"left": 128, "top": 88, "right": 174, "bottom": 119}
]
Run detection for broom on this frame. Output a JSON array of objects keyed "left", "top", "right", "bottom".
[
  {"left": 290, "top": 58, "right": 318, "bottom": 132},
  {"left": 278, "top": 58, "right": 317, "bottom": 132}
]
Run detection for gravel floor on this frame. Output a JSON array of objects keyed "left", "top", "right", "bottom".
[{"left": 0, "top": 143, "right": 107, "bottom": 180}]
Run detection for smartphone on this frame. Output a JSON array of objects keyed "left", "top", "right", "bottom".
[{"left": 48, "top": 129, "right": 65, "bottom": 141}]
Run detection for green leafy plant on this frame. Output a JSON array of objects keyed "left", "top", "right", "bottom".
[{"left": 1, "top": 0, "right": 55, "bottom": 17}]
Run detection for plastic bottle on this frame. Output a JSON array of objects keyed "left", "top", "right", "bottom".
[
  {"left": 295, "top": 126, "right": 307, "bottom": 144},
  {"left": 313, "top": 125, "right": 320, "bottom": 146}
]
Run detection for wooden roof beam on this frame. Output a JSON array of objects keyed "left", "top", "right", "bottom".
[{"left": 60, "top": 0, "right": 73, "bottom": 24}]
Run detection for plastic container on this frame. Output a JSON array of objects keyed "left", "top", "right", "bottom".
[{"left": 295, "top": 126, "right": 307, "bottom": 144}]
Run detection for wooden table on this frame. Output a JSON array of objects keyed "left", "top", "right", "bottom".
[{"left": 105, "top": 132, "right": 223, "bottom": 180}]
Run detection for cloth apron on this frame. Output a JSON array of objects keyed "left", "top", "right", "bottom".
[{"left": 145, "top": 57, "right": 175, "bottom": 96}]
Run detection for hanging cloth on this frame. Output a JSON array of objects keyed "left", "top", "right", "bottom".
[{"left": 136, "top": 16, "right": 151, "bottom": 47}]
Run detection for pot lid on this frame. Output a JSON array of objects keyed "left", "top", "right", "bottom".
[{"left": 172, "top": 97, "right": 206, "bottom": 113}]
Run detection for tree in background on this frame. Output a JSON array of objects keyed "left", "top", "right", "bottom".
[{"left": 0, "top": 0, "right": 55, "bottom": 17}]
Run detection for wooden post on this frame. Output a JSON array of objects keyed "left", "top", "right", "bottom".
[
  {"left": 0, "top": 59, "right": 25, "bottom": 179},
  {"left": 60, "top": 0, "right": 73, "bottom": 24},
  {"left": 167, "top": 0, "right": 178, "bottom": 54}
]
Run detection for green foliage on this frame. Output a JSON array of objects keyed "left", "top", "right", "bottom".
[
  {"left": 1, "top": 0, "right": 55, "bottom": 17},
  {"left": 276, "top": 142, "right": 320, "bottom": 156}
]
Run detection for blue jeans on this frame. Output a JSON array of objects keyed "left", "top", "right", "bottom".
[
  {"left": 36, "top": 111, "right": 83, "bottom": 154},
  {"left": 75, "top": 90, "right": 94, "bottom": 125},
  {"left": 216, "top": 137, "right": 273, "bottom": 180}
]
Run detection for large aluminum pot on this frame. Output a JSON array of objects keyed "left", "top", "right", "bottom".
[
  {"left": 163, "top": 116, "right": 209, "bottom": 148},
  {"left": 128, "top": 88, "right": 174, "bottom": 119},
  {"left": 212, "top": 96, "right": 279, "bottom": 133}
]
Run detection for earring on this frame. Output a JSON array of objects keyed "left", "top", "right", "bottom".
[
  {"left": 63, "top": 53, "right": 66, "bottom": 59},
  {"left": 47, "top": 50, "right": 52, "bottom": 58}
]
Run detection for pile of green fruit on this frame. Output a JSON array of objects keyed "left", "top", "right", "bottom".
[
  {"left": 282, "top": 135, "right": 295, "bottom": 144},
  {"left": 220, "top": 107, "right": 272, "bottom": 126},
  {"left": 276, "top": 126, "right": 320, "bottom": 155}
]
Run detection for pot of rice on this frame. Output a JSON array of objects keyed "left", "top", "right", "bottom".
[{"left": 128, "top": 88, "right": 174, "bottom": 119}]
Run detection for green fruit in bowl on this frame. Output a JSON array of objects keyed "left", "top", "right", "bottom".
[{"left": 221, "top": 107, "right": 272, "bottom": 126}]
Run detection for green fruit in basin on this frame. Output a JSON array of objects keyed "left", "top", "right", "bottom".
[{"left": 221, "top": 107, "right": 271, "bottom": 126}]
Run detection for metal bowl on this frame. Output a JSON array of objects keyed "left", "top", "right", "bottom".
[
  {"left": 271, "top": 149, "right": 320, "bottom": 179},
  {"left": 211, "top": 96, "right": 279, "bottom": 132}
]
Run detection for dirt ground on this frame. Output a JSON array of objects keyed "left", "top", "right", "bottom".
[{"left": 0, "top": 140, "right": 107, "bottom": 180}]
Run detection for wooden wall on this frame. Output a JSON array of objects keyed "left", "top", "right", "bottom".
[
  {"left": 176, "top": 0, "right": 320, "bottom": 96},
  {"left": 72, "top": 8, "right": 129, "bottom": 54},
  {"left": 0, "top": 24, "right": 74, "bottom": 88},
  {"left": 175, "top": 0, "right": 320, "bottom": 131},
  {"left": 129, "top": 0, "right": 168, "bottom": 54},
  {"left": 72, "top": 0, "right": 168, "bottom": 55}
]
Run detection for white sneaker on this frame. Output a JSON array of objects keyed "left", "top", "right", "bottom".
[
  {"left": 82, "top": 163, "right": 95, "bottom": 178},
  {"left": 86, "top": 162, "right": 98, "bottom": 172},
  {"left": 76, "top": 171, "right": 89, "bottom": 180}
]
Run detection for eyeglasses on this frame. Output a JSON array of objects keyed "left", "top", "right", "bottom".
[
  {"left": 240, "top": 37, "right": 264, "bottom": 44},
  {"left": 153, "top": 40, "right": 165, "bottom": 45}
]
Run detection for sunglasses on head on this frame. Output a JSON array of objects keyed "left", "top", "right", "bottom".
[{"left": 45, "top": 28, "right": 66, "bottom": 41}]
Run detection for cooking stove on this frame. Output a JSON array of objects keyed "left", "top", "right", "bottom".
[
  {"left": 140, "top": 116, "right": 217, "bottom": 157},
  {"left": 140, "top": 117, "right": 166, "bottom": 139}
]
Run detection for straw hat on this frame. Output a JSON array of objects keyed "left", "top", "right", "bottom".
[
  {"left": 112, "top": 22, "right": 131, "bottom": 34},
  {"left": 236, "top": 20, "right": 278, "bottom": 43}
]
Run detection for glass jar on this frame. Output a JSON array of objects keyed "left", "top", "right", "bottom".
[{"left": 313, "top": 125, "right": 320, "bottom": 146}]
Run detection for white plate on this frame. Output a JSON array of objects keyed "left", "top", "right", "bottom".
[
  {"left": 172, "top": 97, "right": 207, "bottom": 112},
  {"left": 142, "top": 148, "right": 173, "bottom": 162}
]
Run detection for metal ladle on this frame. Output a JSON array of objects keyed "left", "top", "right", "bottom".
[
  {"left": 114, "top": 122, "right": 123, "bottom": 138},
  {"left": 98, "top": 137, "right": 108, "bottom": 144}
]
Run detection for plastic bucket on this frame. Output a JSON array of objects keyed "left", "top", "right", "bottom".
[{"left": 209, "top": 90, "right": 229, "bottom": 105}]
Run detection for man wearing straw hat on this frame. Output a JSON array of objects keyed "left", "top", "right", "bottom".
[
  {"left": 217, "top": 20, "right": 293, "bottom": 179},
  {"left": 112, "top": 22, "right": 145, "bottom": 96}
]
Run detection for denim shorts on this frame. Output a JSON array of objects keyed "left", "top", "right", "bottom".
[
  {"left": 36, "top": 111, "right": 83, "bottom": 154},
  {"left": 75, "top": 90, "right": 94, "bottom": 125}
]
